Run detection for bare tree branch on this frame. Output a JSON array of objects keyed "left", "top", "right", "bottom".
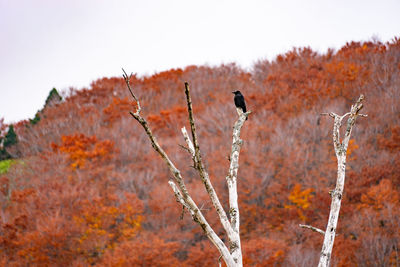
[
  {"left": 168, "top": 180, "right": 190, "bottom": 210},
  {"left": 181, "top": 127, "right": 195, "bottom": 157},
  {"left": 317, "top": 94, "right": 367, "bottom": 267},
  {"left": 178, "top": 143, "right": 192, "bottom": 154},
  {"left": 184, "top": 82, "right": 200, "bottom": 160},
  {"left": 299, "top": 224, "right": 325, "bottom": 235},
  {"left": 122, "top": 68, "right": 141, "bottom": 113},
  {"left": 167, "top": 181, "right": 234, "bottom": 265},
  {"left": 225, "top": 109, "right": 250, "bottom": 262},
  {"left": 320, "top": 112, "right": 336, "bottom": 118},
  {"left": 124, "top": 73, "right": 243, "bottom": 266},
  {"left": 183, "top": 83, "right": 237, "bottom": 250}
]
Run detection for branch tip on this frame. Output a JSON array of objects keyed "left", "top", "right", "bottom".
[
  {"left": 122, "top": 67, "right": 141, "bottom": 113},
  {"left": 299, "top": 224, "right": 325, "bottom": 235},
  {"left": 320, "top": 112, "right": 336, "bottom": 118}
]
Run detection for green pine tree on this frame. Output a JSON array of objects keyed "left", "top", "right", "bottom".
[
  {"left": 0, "top": 137, "right": 8, "bottom": 160},
  {"left": 3, "top": 125, "right": 17, "bottom": 147},
  {"left": 29, "top": 88, "right": 61, "bottom": 126},
  {"left": 0, "top": 125, "right": 18, "bottom": 160},
  {"left": 45, "top": 87, "right": 62, "bottom": 107},
  {"left": 29, "top": 112, "right": 41, "bottom": 125}
]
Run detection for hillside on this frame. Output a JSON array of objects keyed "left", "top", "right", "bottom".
[{"left": 1, "top": 38, "right": 400, "bottom": 266}]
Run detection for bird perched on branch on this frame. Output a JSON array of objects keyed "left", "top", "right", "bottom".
[{"left": 232, "top": 90, "right": 247, "bottom": 120}]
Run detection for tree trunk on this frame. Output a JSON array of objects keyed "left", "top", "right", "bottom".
[{"left": 318, "top": 95, "right": 366, "bottom": 266}]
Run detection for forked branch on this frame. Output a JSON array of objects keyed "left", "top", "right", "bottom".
[
  {"left": 182, "top": 83, "right": 237, "bottom": 253},
  {"left": 314, "top": 94, "right": 367, "bottom": 267},
  {"left": 123, "top": 71, "right": 248, "bottom": 267},
  {"left": 122, "top": 68, "right": 141, "bottom": 114}
]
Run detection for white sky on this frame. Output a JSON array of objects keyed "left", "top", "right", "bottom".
[{"left": 0, "top": 0, "right": 399, "bottom": 123}]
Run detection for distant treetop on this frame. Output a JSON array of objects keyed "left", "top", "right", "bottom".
[{"left": 45, "top": 87, "right": 62, "bottom": 107}]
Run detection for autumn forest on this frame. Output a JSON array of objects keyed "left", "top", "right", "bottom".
[{"left": 1, "top": 38, "right": 400, "bottom": 266}]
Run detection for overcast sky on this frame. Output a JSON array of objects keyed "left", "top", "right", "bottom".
[{"left": 1, "top": 0, "right": 399, "bottom": 123}]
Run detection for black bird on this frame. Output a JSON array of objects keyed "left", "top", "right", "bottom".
[{"left": 232, "top": 90, "right": 247, "bottom": 120}]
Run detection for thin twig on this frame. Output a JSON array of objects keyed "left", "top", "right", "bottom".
[
  {"left": 178, "top": 144, "right": 191, "bottom": 154},
  {"left": 299, "top": 224, "right": 325, "bottom": 235},
  {"left": 339, "top": 112, "right": 352, "bottom": 123},
  {"left": 122, "top": 68, "right": 141, "bottom": 113},
  {"left": 180, "top": 205, "right": 185, "bottom": 220},
  {"left": 320, "top": 112, "right": 336, "bottom": 118}
]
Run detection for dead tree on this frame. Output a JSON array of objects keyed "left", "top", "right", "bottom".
[
  {"left": 300, "top": 95, "right": 367, "bottom": 266},
  {"left": 123, "top": 69, "right": 250, "bottom": 267}
]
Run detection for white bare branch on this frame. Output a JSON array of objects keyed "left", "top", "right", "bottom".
[
  {"left": 124, "top": 74, "right": 248, "bottom": 267},
  {"left": 181, "top": 127, "right": 195, "bottom": 157},
  {"left": 168, "top": 180, "right": 189, "bottom": 209},
  {"left": 299, "top": 224, "right": 325, "bottom": 235},
  {"left": 317, "top": 94, "right": 367, "bottom": 267},
  {"left": 183, "top": 83, "right": 238, "bottom": 254},
  {"left": 225, "top": 110, "right": 250, "bottom": 263}
]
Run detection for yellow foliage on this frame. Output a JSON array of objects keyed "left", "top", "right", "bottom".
[
  {"left": 288, "top": 184, "right": 314, "bottom": 210},
  {"left": 286, "top": 184, "right": 314, "bottom": 221},
  {"left": 73, "top": 198, "right": 143, "bottom": 264},
  {"left": 274, "top": 249, "right": 284, "bottom": 258}
]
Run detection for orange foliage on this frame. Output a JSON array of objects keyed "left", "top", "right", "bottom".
[
  {"left": 359, "top": 179, "right": 399, "bottom": 211},
  {"left": 98, "top": 234, "right": 181, "bottom": 266},
  {"left": 52, "top": 134, "right": 114, "bottom": 169}
]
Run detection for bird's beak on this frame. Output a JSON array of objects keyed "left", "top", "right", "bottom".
[{"left": 232, "top": 91, "right": 235, "bottom": 94}]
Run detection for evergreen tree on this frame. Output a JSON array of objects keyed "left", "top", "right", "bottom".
[
  {"left": 0, "top": 125, "right": 18, "bottom": 160},
  {"left": 0, "top": 137, "right": 8, "bottom": 160},
  {"left": 3, "top": 125, "right": 17, "bottom": 147},
  {"left": 28, "top": 88, "right": 61, "bottom": 126},
  {"left": 45, "top": 87, "right": 62, "bottom": 107},
  {"left": 29, "top": 112, "right": 41, "bottom": 125}
]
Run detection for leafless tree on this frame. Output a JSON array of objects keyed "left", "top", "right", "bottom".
[
  {"left": 122, "top": 69, "right": 250, "bottom": 267},
  {"left": 300, "top": 94, "right": 367, "bottom": 266}
]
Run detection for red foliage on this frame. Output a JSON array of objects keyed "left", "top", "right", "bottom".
[
  {"left": 99, "top": 233, "right": 181, "bottom": 266},
  {"left": 378, "top": 125, "right": 400, "bottom": 152}
]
